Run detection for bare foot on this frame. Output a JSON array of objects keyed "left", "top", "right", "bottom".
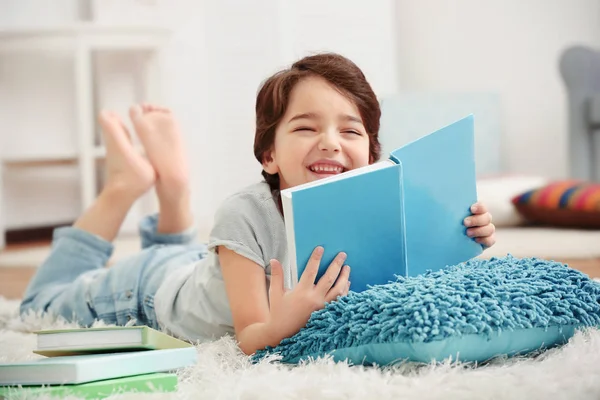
[
  {"left": 128, "top": 104, "right": 189, "bottom": 203},
  {"left": 99, "top": 111, "right": 156, "bottom": 199}
]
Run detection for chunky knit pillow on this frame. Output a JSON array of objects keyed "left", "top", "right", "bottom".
[
  {"left": 512, "top": 180, "right": 600, "bottom": 228},
  {"left": 254, "top": 256, "right": 600, "bottom": 365}
]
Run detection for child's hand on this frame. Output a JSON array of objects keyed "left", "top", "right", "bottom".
[
  {"left": 267, "top": 246, "right": 350, "bottom": 341},
  {"left": 464, "top": 202, "right": 496, "bottom": 249}
]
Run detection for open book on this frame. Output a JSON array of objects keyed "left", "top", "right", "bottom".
[{"left": 281, "top": 115, "right": 482, "bottom": 292}]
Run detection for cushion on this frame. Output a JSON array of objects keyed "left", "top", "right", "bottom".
[
  {"left": 476, "top": 175, "right": 549, "bottom": 227},
  {"left": 512, "top": 180, "right": 600, "bottom": 228},
  {"left": 253, "top": 256, "right": 600, "bottom": 366}
]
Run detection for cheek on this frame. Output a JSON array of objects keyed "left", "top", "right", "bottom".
[
  {"left": 350, "top": 141, "right": 371, "bottom": 166},
  {"left": 277, "top": 139, "right": 309, "bottom": 170},
  {"left": 281, "top": 154, "right": 304, "bottom": 172}
]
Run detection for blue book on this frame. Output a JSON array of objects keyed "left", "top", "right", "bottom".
[
  {"left": 280, "top": 115, "right": 482, "bottom": 292},
  {"left": 0, "top": 347, "right": 197, "bottom": 386}
]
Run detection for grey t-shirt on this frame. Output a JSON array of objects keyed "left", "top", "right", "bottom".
[{"left": 154, "top": 181, "right": 288, "bottom": 342}]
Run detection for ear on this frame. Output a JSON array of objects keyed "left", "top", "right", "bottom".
[{"left": 262, "top": 150, "right": 279, "bottom": 174}]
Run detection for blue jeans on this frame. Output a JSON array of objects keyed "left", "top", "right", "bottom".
[{"left": 19, "top": 214, "right": 207, "bottom": 329}]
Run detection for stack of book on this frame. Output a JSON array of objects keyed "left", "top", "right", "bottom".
[{"left": 0, "top": 326, "right": 197, "bottom": 399}]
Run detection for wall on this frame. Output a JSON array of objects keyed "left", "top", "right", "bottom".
[
  {"left": 0, "top": 0, "right": 398, "bottom": 238},
  {"left": 195, "top": 0, "right": 398, "bottom": 237},
  {"left": 3, "top": 0, "right": 599, "bottom": 235},
  {"left": 394, "top": 0, "right": 600, "bottom": 178},
  {"left": 277, "top": 0, "right": 398, "bottom": 97}
]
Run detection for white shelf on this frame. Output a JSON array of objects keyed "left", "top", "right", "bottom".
[
  {"left": 0, "top": 23, "right": 172, "bottom": 53},
  {"left": 93, "top": 146, "right": 106, "bottom": 158},
  {"left": 2, "top": 146, "right": 108, "bottom": 167},
  {"left": 0, "top": 22, "right": 168, "bottom": 248},
  {"left": 0, "top": 23, "right": 172, "bottom": 35},
  {"left": 3, "top": 153, "right": 79, "bottom": 167}
]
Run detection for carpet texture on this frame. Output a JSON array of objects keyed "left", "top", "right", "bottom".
[
  {"left": 3, "top": 294, "right": 600, "bottom": 398},
  {"left": 255, "top": 256, "right": 600, "bottom": 362}
]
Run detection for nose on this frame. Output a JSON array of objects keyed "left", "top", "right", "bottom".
[{"left": 318, "top": 130, "right": 341, "bottom": 153}]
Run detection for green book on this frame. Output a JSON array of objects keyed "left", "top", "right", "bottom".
[
  {"left": 33, "top": 325, "right": 192, "bottom": 356},
  {"left": 0, "top": 373, "right": 177, "bottom": 399}
]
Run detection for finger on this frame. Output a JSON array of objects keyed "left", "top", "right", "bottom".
[
  {"left": 464, "top": 212, "right": 492, "bottom": 227},
  {"left": 268, "top": 259, "right": 285, "bottom": 301},
  {"left": 470, "top": 202, "right": 488, "bottom": 215},
  {"left": 298, "top": 246, "right": 324, "bottom": 289},
  {"left": 476, "top": 235, "right": 496, "bottom": 248},
  {"left": 325, "top": 265, "right": 351, "bottom": 303},
  {"left": 467, "top": 223, "right": 495, "bottom": 238},
  {"left": 316, "top": 252, "right": 347, "bottom": 294}
]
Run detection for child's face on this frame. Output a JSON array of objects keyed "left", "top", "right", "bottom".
[{"left": 264, "top": 76, "right": 371, "bottom": 190}]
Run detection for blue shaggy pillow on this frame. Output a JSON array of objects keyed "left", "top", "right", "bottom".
[{"left": 254, "top": 255, "right": 600, "bottom": 365}]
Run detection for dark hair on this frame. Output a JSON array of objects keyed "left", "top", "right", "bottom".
[{"left": 253, "top": 52, "right": 382, "bottom": 193}]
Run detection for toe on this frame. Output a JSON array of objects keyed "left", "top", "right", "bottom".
[
  {"left": 100, "top": 111, "right": 126, "bottom": 130},
  {"left": 98, "top": 110, "right": 112, "bottom": 126},
  {"left": 118, "top": 120, "right": 133, "bottom": 143},
  {"left": 144, "top": 103, "right": 171, "bottom": 113},
  {"left": 100, "top": 111, "right": 132, "bottom": 148},
  {"left": 99, "top": 111, "right": 122, "bottom": 135},
  {"left": 129, "top": 104, "right": 144, "bottom": 123}
]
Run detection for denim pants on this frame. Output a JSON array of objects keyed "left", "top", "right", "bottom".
[{"left": 19, "top": 214, "right": 207, "bottom": 329}]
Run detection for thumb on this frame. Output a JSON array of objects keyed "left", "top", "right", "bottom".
[{"left": 268, "top": 259, "right": 285, "bottom": 303}]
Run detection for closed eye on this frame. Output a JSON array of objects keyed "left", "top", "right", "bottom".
[
  {"left": 344, "top": 130, "right": 362, "bottom": 135},
  {"left": 293, "top": 127, "right": 316, "bottom": 132}
]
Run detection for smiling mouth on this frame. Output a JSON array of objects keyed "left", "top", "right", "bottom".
[{"left": 307, "top": 164, "right": 347, "bottom": 175}]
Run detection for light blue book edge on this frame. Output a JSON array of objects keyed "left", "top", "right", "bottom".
[{"left": 0, "top": 347, "right": 197, "bottom": 386}]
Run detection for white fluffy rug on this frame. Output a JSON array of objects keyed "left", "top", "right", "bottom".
[{"left": 3, "top": 297, "right": 600, "bottom": 400}]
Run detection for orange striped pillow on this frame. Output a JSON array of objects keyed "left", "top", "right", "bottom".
[{"left": 511, "top": 180, "right": 600, "bottom": 228}]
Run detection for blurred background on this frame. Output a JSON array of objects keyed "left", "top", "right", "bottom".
[{"left": 0, "top": 0, "right": 599, "bottom": 248}]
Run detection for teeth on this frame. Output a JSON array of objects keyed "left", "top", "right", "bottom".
[{"left": 310, "top": 164, "right": 343, "bottom": 173}]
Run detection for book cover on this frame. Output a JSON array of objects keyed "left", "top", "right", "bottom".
[
  {"left": 34, "top": 325, "right": 192, "bottom": 357},
  {"left": 281, "top": 115, "right": 482, "bottom": 292},
  {"left": 0, "top": 347, "right": 197, "bottom": 386},
  {"left": 282, "top": 162, "right": 406, "bottom": 292},
  {"left": 0, "top": 373, "right": 178, "bottom": 399},
  {"left": 389, "top": 114, "right": 482, "bottom": 276}
]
